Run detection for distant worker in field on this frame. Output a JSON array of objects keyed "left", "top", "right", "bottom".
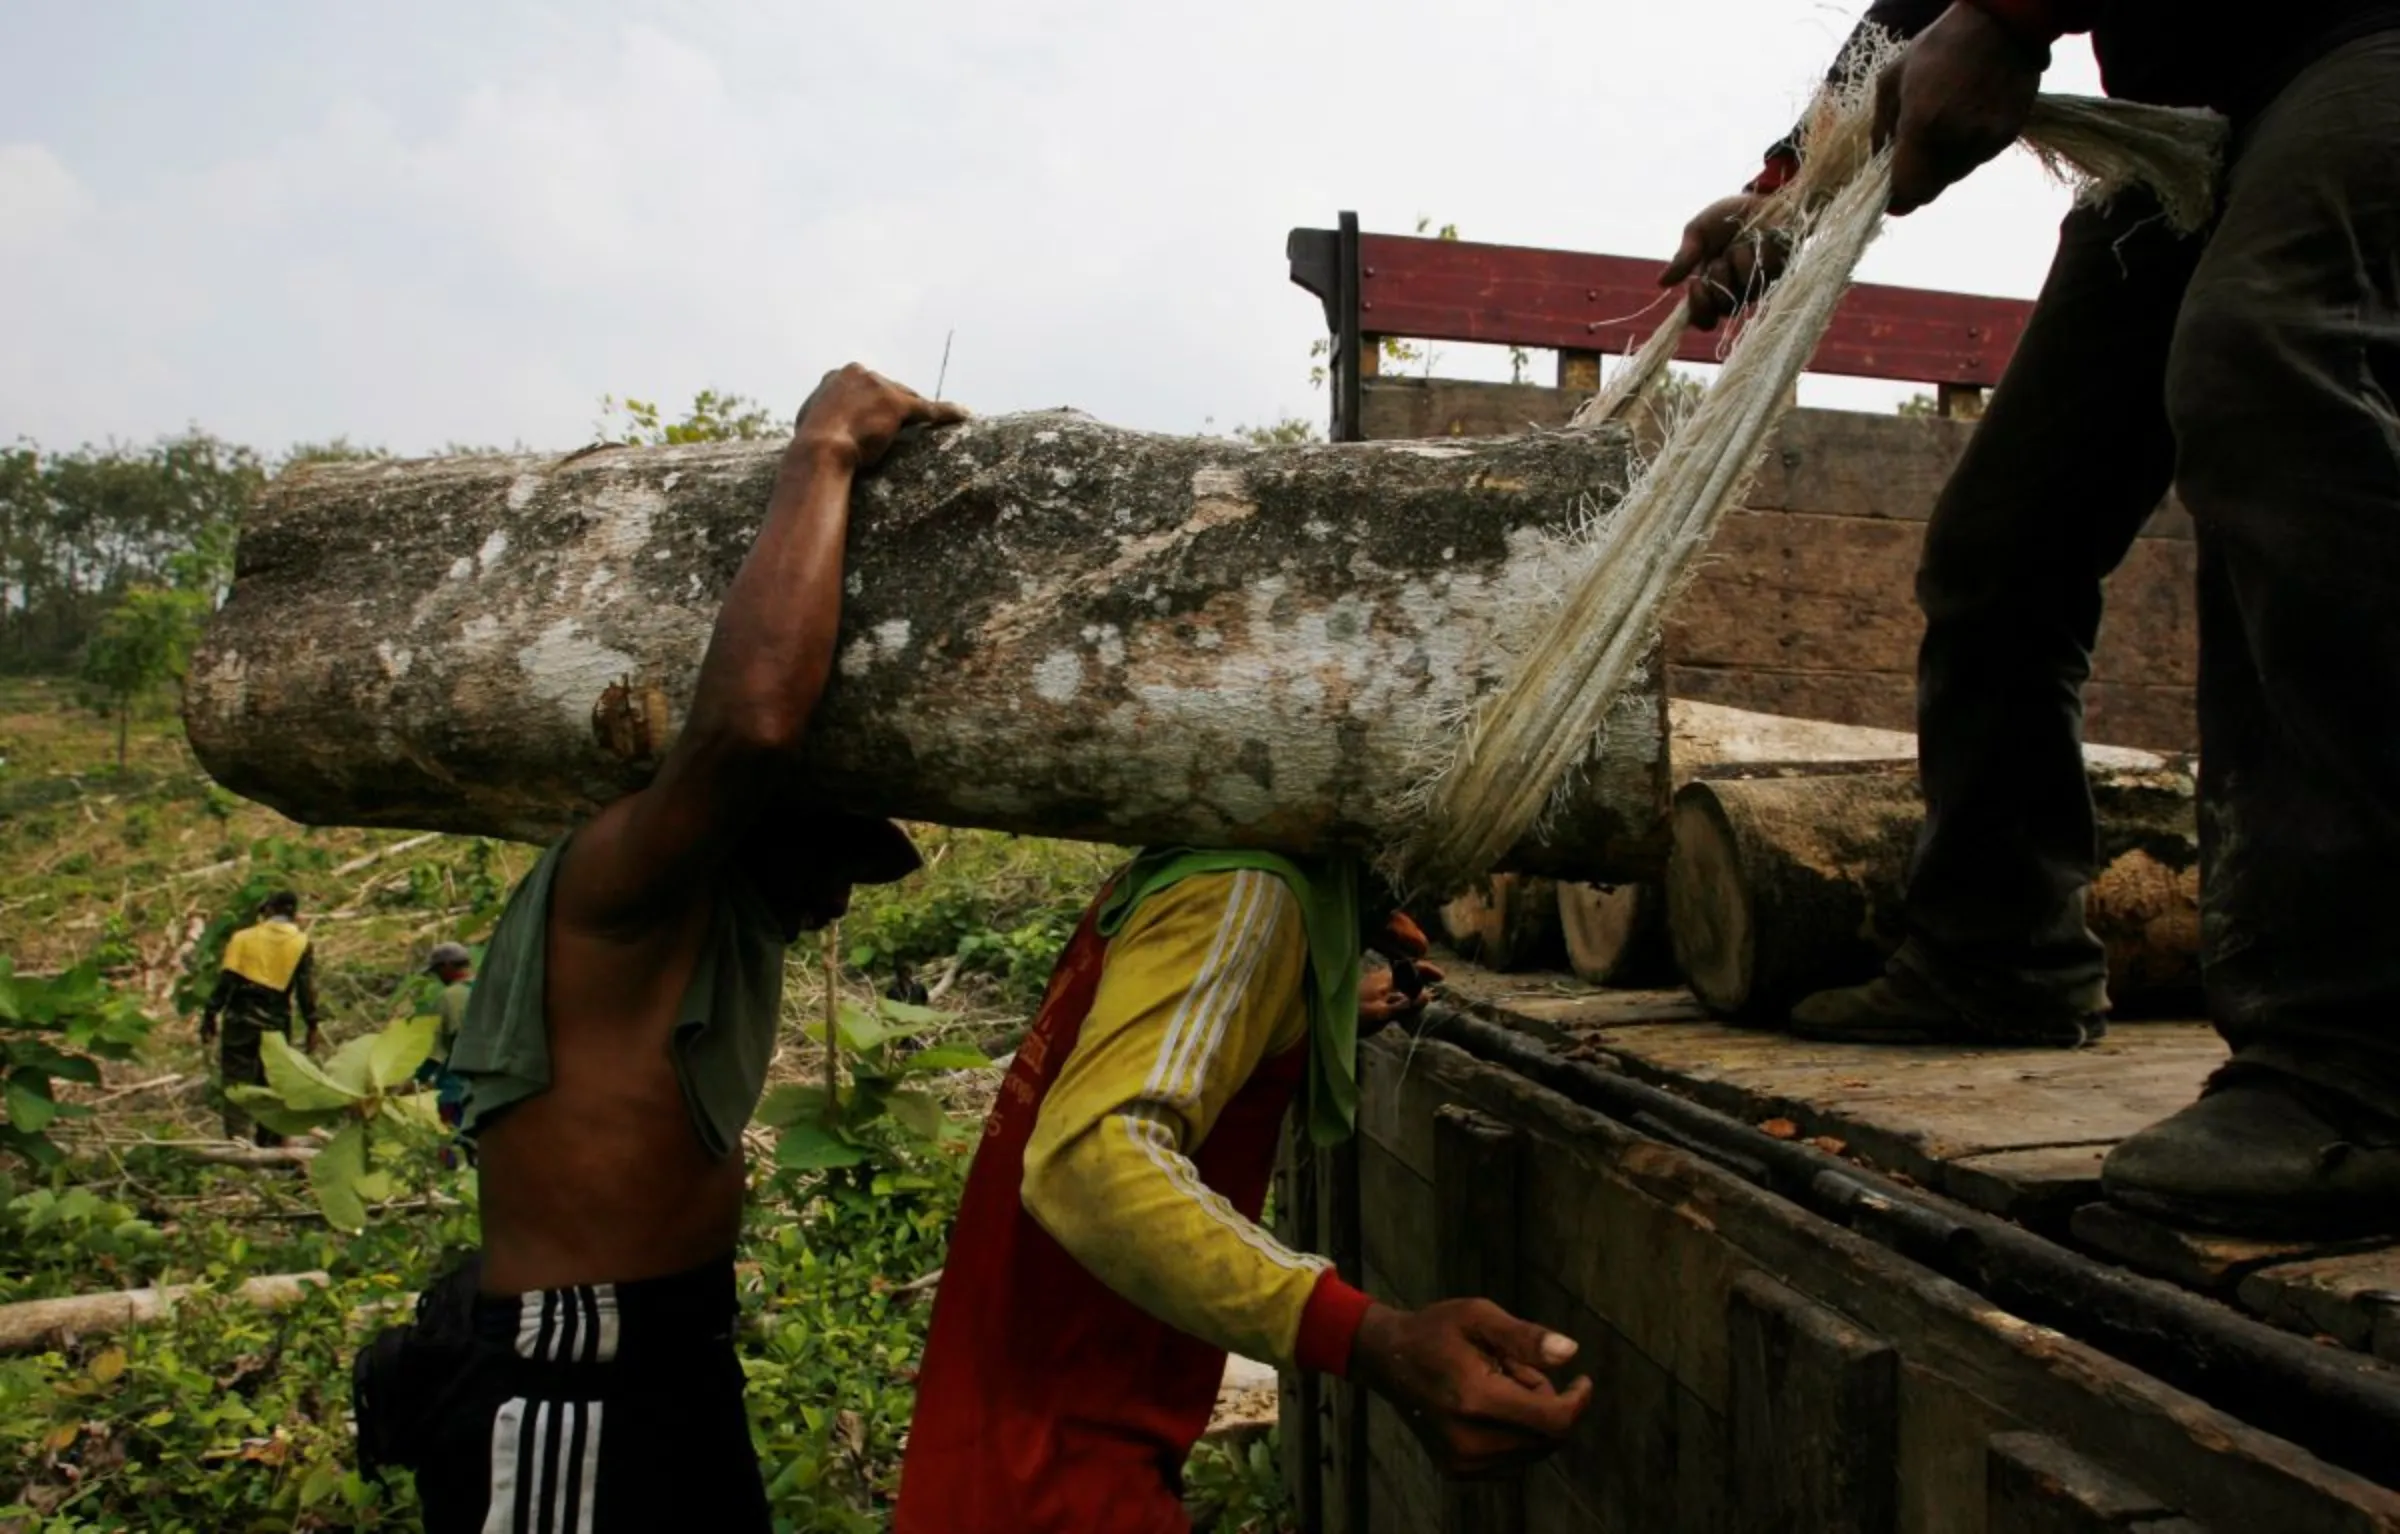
[
  {"left": 348, "top": 364, "right": 961, "bottom": 1534},
  {"left": 418, "top": 941, "right": 476, "bottom": 1142},
  {"left": 1661, "top": 1, "right": 2400, "bottom": 1236},
  {"left": 200, "top": 889, "right": 322, "bottom": 1147},
  {"left": 895, "top": 856, "right": 1592, "bottom": 1533}
]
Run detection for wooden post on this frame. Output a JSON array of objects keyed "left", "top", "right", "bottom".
[
  {"left": 1320, "top": 1130, "right": 1368, "bottom": 1534},
  {"left": 1728, "top": 1272, "right": 1900, "bottom": 1534},
  {"left": 1557, "top": 348, "right": 1603, "bottom": 393},
  {"left": 1272, "top": 1122, "right": 1324, "bottom": 1530},
  {"left": 1938, "top": 382, "right": 1988, "bottom": 420},
  {"left": 1435, "top": 1105, "right": 1524, "bottom": 1534}
]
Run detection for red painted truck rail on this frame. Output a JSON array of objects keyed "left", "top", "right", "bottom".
[{"left": 1290, "top": 214, "right": 2037, "bottom": 438}]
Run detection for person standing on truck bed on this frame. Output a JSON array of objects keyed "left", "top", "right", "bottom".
[
  {"left": 200, "top": 889, "right": 322, "bottom": 1147},
  {"left": 348, "top": 364, "right": 963, "bottom": 1533},
  {"left": 895, "top": 856, "right": 1592, "bottom": 1534},
  {"left": 1660, "top": 0, "right": 2400, "bottom": 1237}
]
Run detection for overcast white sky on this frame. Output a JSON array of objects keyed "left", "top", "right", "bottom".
[{"left": 0, "top": 1, "right": 2103, "bottom": 456}]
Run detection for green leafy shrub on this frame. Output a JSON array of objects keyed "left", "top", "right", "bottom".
[
  {"left": 0, "top": 961, "right": 155, "bottom": 1167},
  {"left": 224, "top": 1018, "right": 443, "bottom": 1230},
  {"left": 1185, "top": 1433, "right": 1296, "bottom": 1533},
  {"left": 762, "top": 997, "right": 988, "bottom": 1173}
]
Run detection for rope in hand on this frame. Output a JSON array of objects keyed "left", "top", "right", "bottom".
[{"left": 1392, "top": 31, "right": 2225, "bottom": 894}]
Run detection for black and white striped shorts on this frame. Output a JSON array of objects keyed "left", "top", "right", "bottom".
[{"left": 397, "top": 1256, "right": 768, "bottom": 1534}]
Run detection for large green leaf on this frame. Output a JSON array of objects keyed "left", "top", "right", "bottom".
[
  {"left": 831, "top": 1002, "right": 897, "bottom": 1054},
  {"left": 379, "top": 1093, "right": 443, "bottom": 1130},
  {"left": 5, "top": 1073, "right": 58, "bottom": 1133},
  {"left": 774, "top": 1123, "right": 868, "bottom": 1172},
  {"left": 225, "top": 1086, "right": 334, "bottom": 1138},
  {"left": 6, "top": 1042, "right": 102, "bottom": 1085},
  {"left": 261, "top": 1032, "right": 361, "bottom": 1112},
  {"left": 755, "top": 1084, "right": 830, "bottom": 1130},
  {"left": 0, "top": 1123, "right": 61, "bottom": 1167},
  {"left": 895, "top": 1042, "right": 991, "bottom": 1076},
  {"left": 307, "top": 1122, "right": 369, "bottom": 1231},
  {"left": 367, "top": 1015, "right": 439, "bottom": 1092},
  {"left": 874, "top": 999, "right": 950, "bottom": 1030},
  {"left": 884, "top": 1089, "right": 947, "bottom": 1143},
  {"left": 321, "top": 1032, "right": 381, "bottom": 1096}
]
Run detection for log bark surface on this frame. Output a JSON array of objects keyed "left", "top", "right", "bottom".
[
  {"left": 186, "top": 414, "right": 1668, "bottom": 877},
  {"left": 1667, "top": 757, "right": 2200, "bottom": 1020}
]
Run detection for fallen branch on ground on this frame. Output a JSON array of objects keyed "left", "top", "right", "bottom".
[{"left": 0, "top": 1272, "right": 331, "bottom": 1355}]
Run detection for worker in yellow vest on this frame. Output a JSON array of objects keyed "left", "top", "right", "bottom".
[{"left": 200, "top": 890, "right": 323, "bottom": 1146}]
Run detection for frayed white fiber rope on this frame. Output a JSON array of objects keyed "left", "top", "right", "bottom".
[{"left": 1398, "top": 42, "right": 2225, "bottom": 891}]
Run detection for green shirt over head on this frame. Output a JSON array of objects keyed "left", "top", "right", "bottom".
[
  {"left": 445, "top": 839, "right": 789, "bottom": 1158},
  {"left": 1097, "top": 846, "right": 1363, "bottom": 1147}
]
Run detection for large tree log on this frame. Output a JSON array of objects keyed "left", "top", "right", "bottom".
[
  {"left": 1665, "top": 755, "right": 2200, "bottom": 1022},
  {"left": 185, "top": 414, "right": 1669, "bottom": 878}
]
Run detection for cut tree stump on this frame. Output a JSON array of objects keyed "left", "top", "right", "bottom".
[
  {"left": 186, "top": 413, "right": 1670, "bottom": 878},
  {"left": 0, "top": 1272, "right": 330, "bottom": 1354},
  {"left": 1666, "top": 752, "right": 2199, "bottom": 1021}
]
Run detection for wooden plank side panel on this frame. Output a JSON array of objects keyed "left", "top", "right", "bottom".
[
  {"left": 1519, "top": 1268, "right": 1722, "bottom": 1534},
  {"left": 1665, "top": 513, "right": 2198, "bottom": 689},
  {"left": 1366, "top": 1034, "right": 2400, "bottom": 1533},
  {"left": 1355, "top": 235, "right": 2032, "bottom": 387},
  {"left": 1986, "top": 1432, "right": 2182, "bottom": 1534},
  {"left": 1897, "top": 1361, "right": 2020, "bottom": 1534},
  {"left": 1365, "top": 1394, "right": 1445, "bottom": 1534},
  {"left": 1358, "top": 1138, "right": 1438, "bottom": 1312},
  {"left": 1434, "top": 1107, "right": 1525, "bottom": 1534},
  {"left": 1728, "top": 1272, "right": 1902, "bottom": 1534}
]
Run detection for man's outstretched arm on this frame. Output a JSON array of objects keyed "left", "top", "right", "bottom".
[{"left": 553, "top": 367, "right": 964, "bottom": 936}]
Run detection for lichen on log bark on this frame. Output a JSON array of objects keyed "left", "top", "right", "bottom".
[{"left": 185, "top": 412, "right": 1669, "bottom": 879}]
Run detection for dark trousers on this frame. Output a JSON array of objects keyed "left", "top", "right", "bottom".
[
  {"left": 1906, "top": 30, "right": 2400, "bottom": 1110},
  {"left": 216, "top": 1013, "right": 285, "bottom": 1147}
]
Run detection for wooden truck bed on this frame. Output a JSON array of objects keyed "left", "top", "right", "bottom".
[{"left": 1273, "top": 964, "right": 2400, "bottom": 1533}]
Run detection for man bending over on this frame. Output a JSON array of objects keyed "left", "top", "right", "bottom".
[
  {"left": 897, "top": 849, "right": 1592, "bottom": 1533},
  {"left": 352, "top": 365, "right": 962, "bottom": 1533}
]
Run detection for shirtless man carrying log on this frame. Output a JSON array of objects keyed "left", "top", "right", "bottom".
[{"left": 351, "top": 365, "right": 963, "bottom": 1533}]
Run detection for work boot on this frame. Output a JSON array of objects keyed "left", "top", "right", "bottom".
[
  {"left": 1790, "top": 959, "right": 2104, "bottom": 1047},
  {"left": 2101, "top": 1066, "right": 2400, "bottom": 1240}
]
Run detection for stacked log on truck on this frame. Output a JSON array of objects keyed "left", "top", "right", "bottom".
[
  {"left": 1666, "top": 747, "right": 2199, "bottom": 1022},
  {"left": 1441, "top": 701, "right": 2201, "bottom": 1020}
]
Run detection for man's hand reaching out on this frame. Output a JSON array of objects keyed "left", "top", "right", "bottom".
[{"left": 1351, "top": 1299, "right": 1593, "bottom": 1477}]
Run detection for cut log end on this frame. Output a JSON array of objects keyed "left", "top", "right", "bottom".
[
  {"left": 1557, "top": 881, "right": 1669, "bottom": 987},
  {"left": 1665, "top": 789, "right": 1760, "bottom": 1015}
]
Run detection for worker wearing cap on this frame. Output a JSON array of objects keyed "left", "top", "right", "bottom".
[
  {"left": 350, "top": 364, "right": 964, "bottom": 1532},
  {"left": 416, "top": 942, "right": 476, "bottom": 1138},
  {"left": 896, "top": 856, "right": 1592, "bottom": 1534},
  {"left": 1662, "top": 1, "right": 2400, "bottom": 1236},
  {"left": 200, "top": 889, "right": 322, "bottom": 1147}
]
